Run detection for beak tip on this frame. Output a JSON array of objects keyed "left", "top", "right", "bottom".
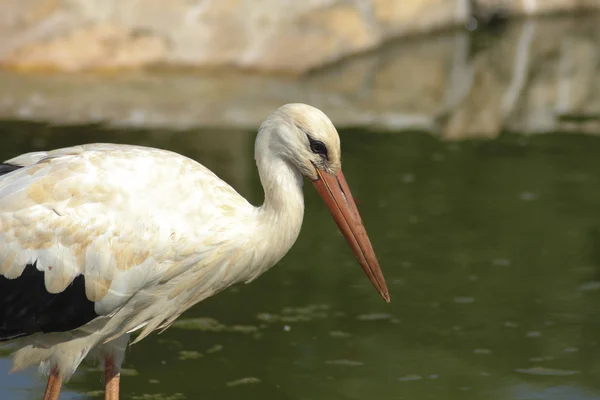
[{"left": 382, "top": 292, "right": 391, "bottom": 303}]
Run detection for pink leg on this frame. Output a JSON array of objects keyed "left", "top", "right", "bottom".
[
  {"left": 104, "top": 356, "right": 120, "bottom": 400},
  {"left": 43, "top": 367, "right": 63, "bottom": 400}
]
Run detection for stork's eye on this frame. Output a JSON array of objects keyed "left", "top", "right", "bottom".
[
  {"left": 310, "top": 140, "right": 327, "bottom": 156},
  {"left": 304, "top": 132, "right": 329, "bottom": 160}
]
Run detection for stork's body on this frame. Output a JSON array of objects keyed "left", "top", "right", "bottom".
[{"left": 0, "top": 104, "right": 389, "bottom": 400}]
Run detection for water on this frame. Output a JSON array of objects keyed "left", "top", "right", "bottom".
[{"left": 2, "top": 121, "right": 600, "bottom": 399}]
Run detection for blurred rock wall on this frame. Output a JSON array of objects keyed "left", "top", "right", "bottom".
[
  {"left": 0, "top": 15, "right": 598, "bottom": 139},
  {"left": 0, "top": 0, "right": 598, "bottom": 72}
]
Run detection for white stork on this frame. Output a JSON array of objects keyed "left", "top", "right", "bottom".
[{"left": 0, "top": 103, "right": 389, "bottom": 400}]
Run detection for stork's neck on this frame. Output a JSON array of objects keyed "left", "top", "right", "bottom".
[
  {"left": 253, "top": 128, "right": 305, "bottom": 268},
  {"left": 257, "top": 156, "right": 303, "bottom": 215}
]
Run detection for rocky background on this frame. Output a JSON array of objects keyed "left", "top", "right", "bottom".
[
  {"left": 0, "top": 1, "right": 599, "bottom": 139},
  {"left": 1, "top": 0, "right": 598, "bottom": 72}
]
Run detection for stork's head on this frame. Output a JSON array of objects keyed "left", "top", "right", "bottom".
[
  {"left": 258, "top": 103, "right": 390, "bottom": 303},
  {"left": 258, "top": 103, "right": 341, "bottom": 180}
]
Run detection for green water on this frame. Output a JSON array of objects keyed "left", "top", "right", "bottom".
[{"left": 2, "top": 122, "right": 600, "bottom": 400}]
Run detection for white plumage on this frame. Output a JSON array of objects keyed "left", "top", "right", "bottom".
[{"left": 0, "top": 103, "right": 389, "bottom": 400}]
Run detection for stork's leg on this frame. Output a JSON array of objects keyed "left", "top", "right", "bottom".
[
  {"left": 104, "top": 356, "right": 120, "bottom": 400},
  {"left": 102, "top": 334, "right": 129, "bottom": 400},
  {"left": 42, "top": 367, "right": 62, "bottom": 400}
]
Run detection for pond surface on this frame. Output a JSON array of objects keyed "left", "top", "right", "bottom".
[{"left": 2, "top": 123, "right": 600, "bottom": 400}]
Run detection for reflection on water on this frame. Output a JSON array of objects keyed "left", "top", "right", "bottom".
[{"left": 2, "top": 123, "right": 600, "bottom": 399}]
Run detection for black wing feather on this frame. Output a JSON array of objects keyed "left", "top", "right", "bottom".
[
  {"left": 0, "top": 264, "right": 99, "bottom": 341},
  {"left": 0, "top": 163, "right": 23, "bottom": 176},
  {"left": 0, "top": 163, "right": 98, "bottom": 341}
]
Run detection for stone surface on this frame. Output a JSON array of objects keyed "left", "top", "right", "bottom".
[
  {"left": 1, "top": 0, "right": 597, "bottom": 73},
  {"left": 0, "top": 15, "right": 599, "bottom": 139},
  {"left": 3, "top": 25, "right": 168, "bottom": 71},
  {"left": 0, "top": 0, "right": 471, "bottom": 73}
]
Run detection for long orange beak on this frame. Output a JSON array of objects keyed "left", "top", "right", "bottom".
[{"left": 312, "top": 169, "right": 390, "bottom": 302}]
